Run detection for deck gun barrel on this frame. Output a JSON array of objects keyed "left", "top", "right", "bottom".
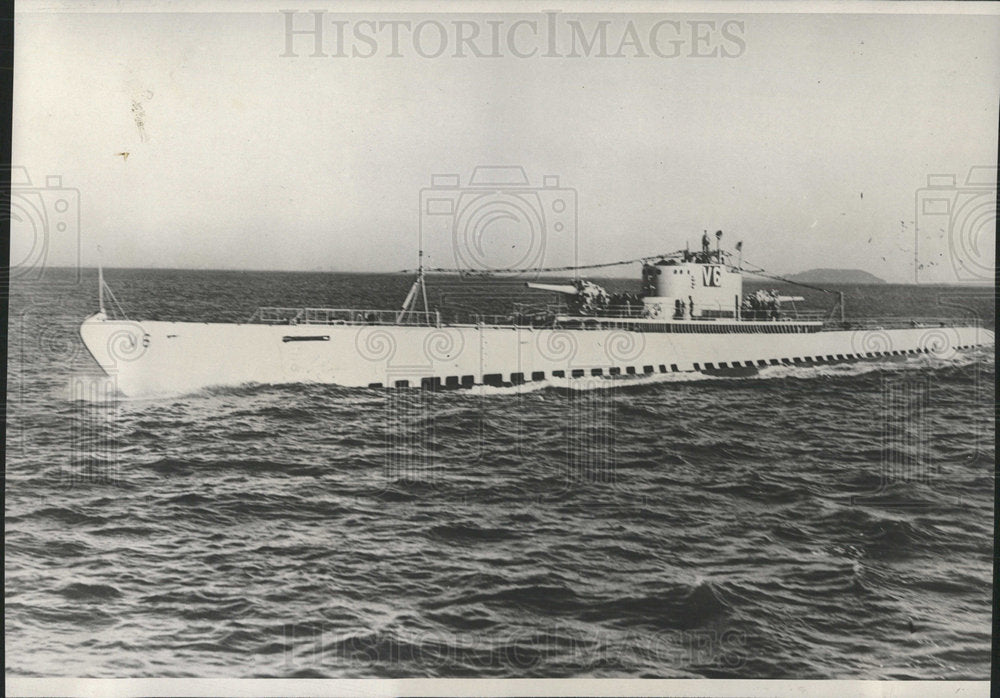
[{"left": 525, "top": 282, "right": 579, "bottom": 295}]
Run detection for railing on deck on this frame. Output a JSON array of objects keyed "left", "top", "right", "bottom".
[
  {"left": 822, "top": 316, "right": 983, "bottom": 330},
  {"left": 740, "top": 309, "right": 827, "bottom": 322},
  {"left": 249, "top": 307, "right": 440, "bottom": 326},
  {"left": 248, "top": 306, "right": 983, "bottom": 331}
]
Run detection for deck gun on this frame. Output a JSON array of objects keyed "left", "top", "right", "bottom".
[{"left": 525, "top": 280, "right": 615, "bottom": 315}]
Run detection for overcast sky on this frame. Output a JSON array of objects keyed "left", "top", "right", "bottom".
[{"left": 12, "top": 2, "right": 999, "bottom": 283}]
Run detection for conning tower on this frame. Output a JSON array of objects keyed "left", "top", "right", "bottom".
[{"left": 640, "top": 231, "right": 743, "bottom": 320}]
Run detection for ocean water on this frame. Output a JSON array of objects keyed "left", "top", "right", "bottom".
[{"left": 4, "top": 269, "right": 995, "bottom": 679}]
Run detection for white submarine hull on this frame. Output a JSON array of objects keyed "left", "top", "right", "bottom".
[{"left": 79, "top": 312, "right": 992, "bottom": 397}]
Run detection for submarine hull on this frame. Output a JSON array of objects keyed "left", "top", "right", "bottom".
[{"left": 80, "top": 313, "right": 992, "bottom": 396}]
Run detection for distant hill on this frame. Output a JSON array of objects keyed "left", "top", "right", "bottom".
[{"left": 785, "top": 268, "right": 886, "bottom": 285}]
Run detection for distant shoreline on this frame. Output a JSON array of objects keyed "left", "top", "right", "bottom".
[{"left": 784, "top": 268, "right": 886, "bottom": 285}]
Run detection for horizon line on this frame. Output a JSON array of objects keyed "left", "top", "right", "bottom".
[{"left": 14, "top": 266, "right": 996, "bottom": 287}]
